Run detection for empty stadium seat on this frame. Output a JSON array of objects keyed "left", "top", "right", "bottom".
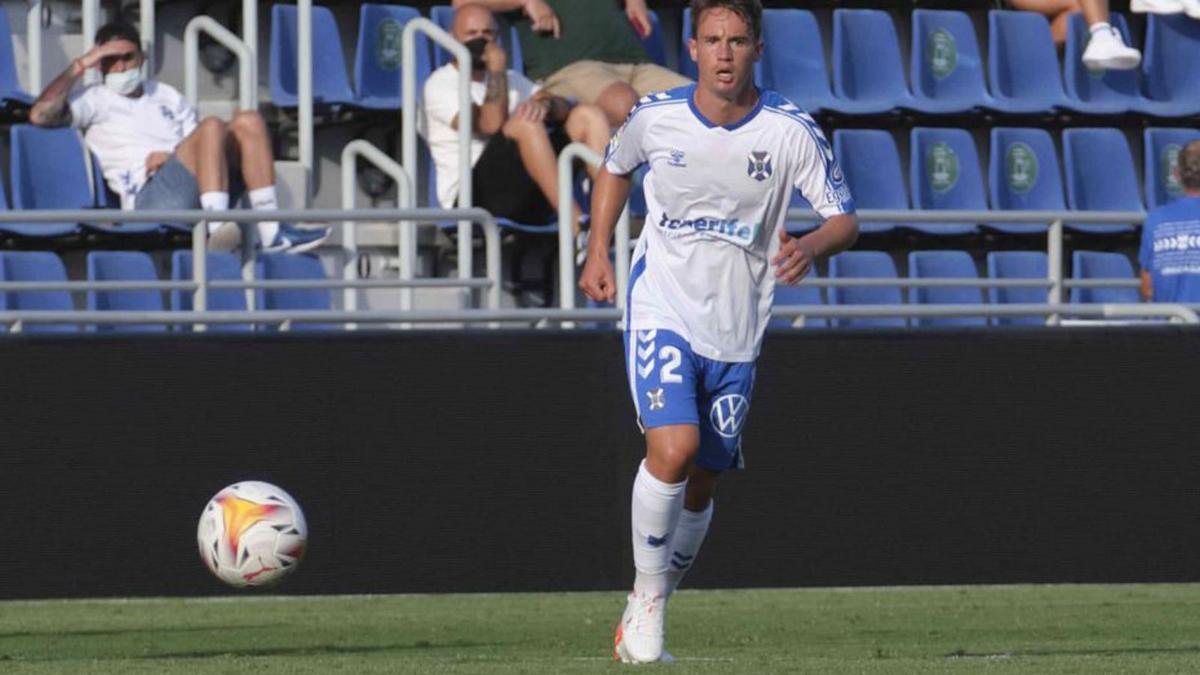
[
  {"left": 828, "top": 251, "right": 906, "bottom": 328},
  {"left": 270, "top": 4, "right": 358, "bottom": 107},
  {"left": 1139, "top": 14, "right": 1200, "bottom": 117},
  {"left": 260, "top": 254, "right": 334, "bottom": 330},
  {"left": 910, "top": 10, "right": 990, "bottom": 114},
  {"left": 171, "top": 251, "right": 254, "bottom": 332},
  {"left": 430, "top": 5, "right": 524, "bottom": 72},
  {"left": 771, "top": 273, "right": 826, "bottom": 329},
  {"left": 1070, "top": 251, "right": 1139, "bottom": 303},
  {"left": 909, "top": 127, "right": 984, "bottom": 236},
  {"left": 758, "top": 9, "right": 836, "bottom": 114},
  {"left": 832, "top": 130, "right": 903, "bottom": 234},
  {"left": 8, "top": 125, "right": 88, "bottom": 237},
  {"left": 354, "top": 4, "right": 430, "bottom": 109},
  {"left": 0, "top": 7, "right": 32, "bottom": 106},
  {"left": 831, "top": 9, "right": 914, "bottom": 115},
  {"left": 86, "top": 251, "right": 165, "bottom": 333},
  {"left": 988, "top": 127, "right": 1065, "bottom": 235},
  {"left": 987, "top": 11, "right": 1068, "bottom": 114},
  {"left": 1063, "top": 13, "right": 1143, "bottom": 115},
  {"left": 1061, "top": 128, "right": 1139, "bottom": 234},
  {"left": 987, "top": 251, "right": 1049, "bottom": 326},
  {"left": 908, "top": 250, "right": 986, "bottom": 327},
  {"left": 0, "top": 251, "right": 75, "bottom": 333},
  {"left": 1144, "top": 128, "right": 1200, "bottom": 209},
  {"left": 641, "top": 10, "right": 668, "bottom": 68}
]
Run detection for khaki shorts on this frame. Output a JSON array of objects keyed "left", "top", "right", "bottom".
[{"left": 539, "top": 60, "right": 691, "bottom": 104}]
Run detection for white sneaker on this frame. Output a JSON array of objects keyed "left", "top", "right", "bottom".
[
  {"left": 613, "top": 591, "right": 666, "bottom": 664},
  {"left": 1131, "top": 0, "right": 1185, "bottom": 12},
  {"left": 1179, "top": 0, "right": 1200, "bottom": 18},
  {"left": 1081, "top": 25, "right": 1142, "bottom": 71}
]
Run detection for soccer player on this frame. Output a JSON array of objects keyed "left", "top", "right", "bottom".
[{"left": 579, "top": 0, "right": 859, "bottom": 664}]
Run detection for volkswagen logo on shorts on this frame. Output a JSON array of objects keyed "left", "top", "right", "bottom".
[{"left": 709, "top": 394, "right": 749, "bottom": 438}]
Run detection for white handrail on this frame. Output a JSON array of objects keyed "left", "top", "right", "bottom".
[
  {"left": 298, "top": 0, "right": 313, "bottom": 203},
  {"left": 81, "top": 0, "right": 98, "bottom": 85},
  {"left": 557, "top": 143, "right": 630, "bottom": 314},
  {"left": 183, "top": 16, "right": 255, "bottom": 110},
  {"left": 26, "top": 1, "right": 42, "bottom": 92},
  {"left": 140, "top": 0, "right": 154, "bottom": 76},
  {"left": 341, "top": 140, "right": 416, "bottom": 316}
]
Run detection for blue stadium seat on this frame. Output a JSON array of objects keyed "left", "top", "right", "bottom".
[
  {"left": 987, "top": 251, "right": 1049, "bottom": 326},
  {"left": 828, "top": 251, "right": 906, "bottom": 328},
  {"left": 270, "top": 4, "right": 358, "bottom": 107},
  {"left": 909, "top": 127, "right": 984, "bottom": 236},
  {"left": 171, "top": 251, "right": 254, "bottom": 332},
  {"left": 679, "top": 9, "right": 762, "bottom": 86},
  {"left": 354, "top": 5, "right": 430, "bottom": 110},
  {"left": 1144, "top": 127, "right": 1200, "bottom": 209},
  {"left": 1061, "top": 128, "right": 1139, "bottom": 234},
  {"left": 260, "top": 254, "right": 334, "bottom": 330},
  {"left": 430, "top": 5, "right": 524, "bottom": 72},
  {"left": 1139, "top": 14, "right": 1200, "bottom": 117},
  {"left": 759, "top": 9, "right": 836, "bottom": 114},
  {"left": 987, "top": 11, "right": 1068, "bottom": 114},
  {"left": 641, "top": 10, "right": 667, "bottom": 68},
  {"left": 770, "top": 273, "right": 826, "bottom": 329},
  {"left": 1063, "top": 13, "right": 1143, "bottom": 115},
  {"left": 988, "top": 127, "right": 1065, "bottom": 235},
  {"left": 908, "top": 250, "right": 986, "bottom": 327},
  {"left": 0, "top": 251, "right": 75, "bottom": 332},
  {"left": 832, "top": 130, "right": 903, "bottom": 234},
  {"left": 8, "top": 125, "right": 88, "bottom": 237},
  {"left": 1070, "top": 251, "right": 1139, "bottom": 303},
  {"left": 0, "top": 7, "right": 32, "bottom": 106},
  {"left": 86, "top": 251, "right": 165, "bottom": 333},
  {"left": 831, "top": 9, "right": 914, "bottom": 115},
  {"left": 909, "top": 9, "right": 990, "bottom": 114}
]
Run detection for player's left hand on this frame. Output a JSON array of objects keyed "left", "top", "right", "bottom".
[{"left": 773, "top": 227, "right": 814, "bottom": 285}]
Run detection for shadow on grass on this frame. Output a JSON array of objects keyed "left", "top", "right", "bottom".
[
  {"left": 136, "top": 640, "right": 503, "bottom": 660},
  {"left": 0, "top": 624, "right": 282, "bottom": 640},
  {"left": 947, "top": 645, "right": 1200, "bottom": 659}
]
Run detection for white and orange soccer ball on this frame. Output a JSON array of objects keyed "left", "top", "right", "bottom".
[{"left": 197, "top": 481, "right": 308, "bottom": 588}]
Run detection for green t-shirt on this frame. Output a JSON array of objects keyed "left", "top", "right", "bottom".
[{"left": 514, "top": 0, "right": 650, "bottom": 81}]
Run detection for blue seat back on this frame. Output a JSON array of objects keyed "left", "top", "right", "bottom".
[
  {"left": 987, "top": 11, "right": 1065, "bottom": 109},
  {"left": 908, "top": 250, "right": 985, "bottom": 327},
  {"left": 987, "top": 251, "right": 1048, "bottom": 325},
  {"left": 832, "top": 129, "right": 906, "bottom": 233},
  {"left": 832, "top": 9, "right": 909, "bottom": 107},
  {"left": 1071, "top": 251, "right": 1139, "bottom": 303},
  {"left": 641, "top": 10, "right": 667, "bottom": 67},
  {"left": 171, "top": 251, "right": 254, "bottom": 332},
  {"left": 0, "top": 251, "right": 75, "bottom": 332},
  {"left": 910, "top": 127, "right": 987, "bottom": 212},
  {"left": 910, "top": 10, "right": 987, "bottom": 105},
  {"left": 1062, "top": 128, "right": 1143, "bottom": 212},
  {"left": 1064, "top": 13, "right": 1141, "bottom": 110},
  {"left": 989, "top": 127, "right": 1065, "bottom": 211},
  {"left": 828, "top": 251, "right": 905, "bottom": 328},
  {"left": 1142, "top": 14, "right": 1200, "bottom": 105},
  {"left": 771, "top": 272, "right": 826, "bottom": 329},
  {"left": 430, "top": 5, "right": 524, "bottom": 72},
  {"left": 10, "top": 125, "right": 92, "bottom": 211},
  {"left": 270, "top": 4, "right": 357, "bottom": 107},
  {"left": 1144, "top": 127, "right": 1200, "bottom": 209},
  {"left": 260, "top": 254, "right": 333, "bottom": 329},
  {"left": 759, "top": 9, "right": 832, "bottom": 112},
  {"left": 354, "top": 5, "right": 429, "bottom": 108},
  {"left": 86, "top": 251, "right": 165, "bottom": 332},
  {"left": 0, "top": 7, "right": 29, "bottom": 102}
]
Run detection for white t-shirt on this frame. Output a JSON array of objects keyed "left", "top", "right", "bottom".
[
  {"left": 420, "top": 63, "right": 539, "bottom": 208},
  {"left": 69, "top": 80, "right": 198, "bottom": 209},
  {"left": 606, "top": 85, "right": 855, "bottom": 362}
]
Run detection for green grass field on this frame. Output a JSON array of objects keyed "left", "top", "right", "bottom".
[{"left": 2, "top": 585, "right": 1199, "bottom": 673}]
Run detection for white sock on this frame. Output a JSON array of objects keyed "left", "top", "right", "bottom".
[
  {"left": 1089, "top": 21, "right": 1112, "bottom": 35},
  {"left": 630, "top": 460, "right": 686, "bottom": 598},
  {"left": 667, "top": 501, "right": 713, "bottom": 595},
  {"left": 248, "top": 186, "right": 280, "bottom": 245},
  {"left": 200, "top": 191, "right": 230, "bottom": 234}
]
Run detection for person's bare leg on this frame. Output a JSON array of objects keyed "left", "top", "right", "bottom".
[
  {"left": 1009, "top": 0, "right": 1083, "bottom": 42},
  {"left": 225, "top": 110, "right": 274, "bottom": 190},
  {"left": 172, "top": 117, "right": 229, "bottom": 194},
  {"left": 1050, "top": 10, "right": 1077, "bottom": 45},
  {"left": 502, "top": 116, "right": 583, "bottom": 228},
  {"left": 1078, "top": 0, "right": 1110, "bottom": 25},
  {"left": 595, "top": 81, "right": 639, "bottom": 127},
  {"left": 564, "top": 104, "right": 611, "bottom": 180}
]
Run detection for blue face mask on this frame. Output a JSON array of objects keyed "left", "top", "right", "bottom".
[{"left": 104, "top": 68, "right": 142, "bottom": 96}]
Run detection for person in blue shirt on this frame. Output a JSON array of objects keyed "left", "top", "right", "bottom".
[{"left": 1140, "top": 140, "right": 1200, "bottom": 303}]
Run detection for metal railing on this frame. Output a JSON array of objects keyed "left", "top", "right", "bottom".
[
  {"left": 341, "top": 140, "right": 416, "bottom": 314},
  {"left": 183, "top": 17, "right": 255, "bottom": 111},
  {"left": 557, "top": 143, "right": 631, "bottom": 313}
]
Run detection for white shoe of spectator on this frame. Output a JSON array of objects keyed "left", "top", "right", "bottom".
[
  {"left": 1082, "top": 24, "right": 1142, "bottom": 71},
  {"left": 1179, "top": 0, "right": 1200, "bottom": 18},
  {"left": 208, "top": 222, "right": 241, "bottom": 252},
  {"left": 1131, "top": 0, "right": 1184, "bottom": 13}
]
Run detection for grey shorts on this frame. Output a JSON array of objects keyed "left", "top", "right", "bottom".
[{"left": 134, "top": 155, "right": 244, "bottom": 211}]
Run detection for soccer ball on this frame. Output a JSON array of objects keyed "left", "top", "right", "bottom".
[{"left": 197, "top": 481, "right": 308, "bottom": 588}]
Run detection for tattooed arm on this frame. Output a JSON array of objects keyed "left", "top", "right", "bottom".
[{"left": 450, "top": 42, "right": 508, "bottom": 136}]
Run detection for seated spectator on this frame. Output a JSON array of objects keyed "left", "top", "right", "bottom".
[
  {"left": 422, "top": 3, "right": 608, "bottom": 233},
  {"left": 453, "top": 0, "right": 691, "bottom": 126},
  {"left": 29, "top": 21, "right": 326, "bottom": 252},
  {"left": 1140, "top": 141, "right": 1200, "bottom": 303},
  {"left": 1009, "top": 0, "right": 1140, "bottom": 69}
]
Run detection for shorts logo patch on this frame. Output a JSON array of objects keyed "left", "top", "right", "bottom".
[
  {"left": 647, "top": 387, "right": 665, "bottom": 411},
  {"left": 710, "top": 394, "right": 749, "bottom": 438}
]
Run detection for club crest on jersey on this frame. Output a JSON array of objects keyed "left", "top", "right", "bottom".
[{"left": 747, "top": 151, "right": 772, "bottom": 182}]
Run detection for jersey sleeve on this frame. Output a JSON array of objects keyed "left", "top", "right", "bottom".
[
  {"left": 67, "top": 86, "right": 99, "bottom": 130},
  {"left": 791, "top": 118, "right": 855, "bottom": 219},
  {"left": 603, "top": 104, "right": 650, "bottom": 176}
]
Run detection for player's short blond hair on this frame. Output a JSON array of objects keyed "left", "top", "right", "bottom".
[{"left": 690, "top": 0, "right": 763, "bottom": 41}]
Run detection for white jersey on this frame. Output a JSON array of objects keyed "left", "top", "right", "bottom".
[
  {"left": 605, "top": 85, "right": 854, "bottom": 362},
  {"left": 69, "top": 80, "right": 198, "bottom": 209}
]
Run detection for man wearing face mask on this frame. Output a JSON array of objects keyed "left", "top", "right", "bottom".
[
  {"left": 30, "top": 22, "right": 327, "bottom": 253},
  {"left": 421, "top": 3, "right": 609, "bottom": 235}
]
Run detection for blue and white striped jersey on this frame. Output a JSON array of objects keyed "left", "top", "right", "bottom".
[{"left": 605, "top": 84, "right": 854, "bottom": 362}]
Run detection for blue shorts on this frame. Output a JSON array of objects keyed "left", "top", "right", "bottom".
[
  {"left": 624, "top": 328, "right": 756, "bottom": 472},
  {"left": 134, "top": 155, "right": 245, "bottom": 211}
]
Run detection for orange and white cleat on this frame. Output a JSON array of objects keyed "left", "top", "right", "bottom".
[{"left": 613, "top": 590, "right": 667, "bottom": 664}]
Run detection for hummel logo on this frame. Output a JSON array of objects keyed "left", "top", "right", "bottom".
[{"left": 646, "top": 533, "right": 669, "bottom": 547}]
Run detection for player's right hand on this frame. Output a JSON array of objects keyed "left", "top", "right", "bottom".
[
  {"left": 579, "top": 250, "right": 616, "bottom": 304},
  {"left": 523, "top": 0, "right": 561, "bottom": 38}
]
